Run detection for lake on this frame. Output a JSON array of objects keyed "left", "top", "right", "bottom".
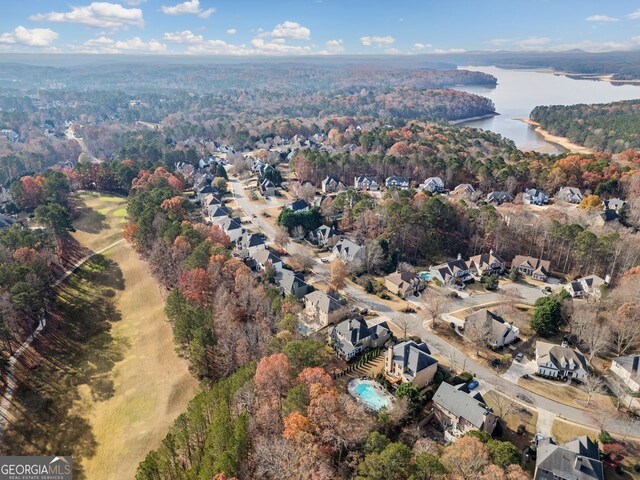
[{"left": 454, "top": 66, "right": 640, "bottom": 154}]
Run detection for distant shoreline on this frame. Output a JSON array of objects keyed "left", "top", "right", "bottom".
[
  {"left": 449, "top": 112, "right": 499, "bottom": 125},
  {"left": 519, "top": 118, "right": 594, "bottom": 155}
]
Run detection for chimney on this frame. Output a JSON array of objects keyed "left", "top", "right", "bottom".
[
  {"left": 561, "top": 339, "right": 569, "bottom": 348},
  {"left": 605, "top": 274, "right": 611, "bottom": 285},
  {"left": 633, "top": 356, "right": 639, "bottom": 374},
  {"left": 575, "top": 456, "right": 584, "bottom": 471},
  {"left": 457, "top": 253, "right": 462, "bottom": 260},
  {"left": 489, "top": 249, "right": 494, "bottom": 256}
]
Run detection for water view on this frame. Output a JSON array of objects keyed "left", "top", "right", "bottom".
[{"left": 455, "top": 66, "right": 640, "bottom": 154}]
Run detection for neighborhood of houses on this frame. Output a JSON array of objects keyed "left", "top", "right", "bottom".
[{"left": 170, "top": 145, "right": 636, "bottom": 480}]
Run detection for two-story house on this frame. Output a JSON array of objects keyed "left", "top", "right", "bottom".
[
  {"left": 354, "top": 175, "right": 379, "bottom": 191},
  {"left": 433, "top": 382, "right": 498, "bottom": 442},
  {"left": 464, "top": 309, "right": 519, "bottom": 348},
  {"left": 329, "top": 317, "right": 391, "bottom": 360},
  {"left": 535, "top": 340, "right": 588, "bottom": 381},
  {"left": 332, "top": 238, "right": 365, "bottom": 263},
  {"left": 610, "top": 355, "right": 640, "bottom": 393},
  {"left": 556, "top": 187, "right": 583, "bottom": 204},
  {"left": 419, "top": 177, "right": 445, "bottom": 194},
  {"left": 429, "top": 256, "right": 472, "bottom": 285},
  {"left": 310, "top": 225, "right": 339, "bottom": 248},
  {"left": 523, "top": 188, "right": 549, "bottom": 206},
  {"left": 303, "top": 290, "right": 346, "bottom": 326},
  {"left": 564, "top": 274, "right": 607, "bottom": 299},
  {"left": 384, "top": 341, "right": 438, "bottom": 388},
  {"left": 275, "top": 269, "right": 310, "bottom": 299},
  {"left": 385, "top": 176, "right": 410, "bottom": 190},
  {"left": 486, "top": 191, "right": 514, "bottom": 205},
  {"left": 467, "top": 250, "right": 506, "bottom": 276},
  {"left": 384, "top": 271, "right": 425, "bottom": 298},
  {"left": 535, "top": 436, "right": 603, "bottom": 480},
  {"left": 321, "top": 176, "right": 347, "bottom": 193}
]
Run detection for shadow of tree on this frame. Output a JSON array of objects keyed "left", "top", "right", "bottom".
[
  {"left": 73, "top": 206, "right": 108, "bottom": 235},
  {"left": 0, "top": 254, "right": 127, "bottom": 480}
]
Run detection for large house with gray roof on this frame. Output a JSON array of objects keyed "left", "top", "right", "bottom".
[
  {"left": 433, "top": 382, "right": 498, "bottom": 441},
  {"left": 429, "top": 257, "right": 472, "bottom": 285},
  {"left": 329, "top": 317, "right": 391, "bottom": 360},
  {"left": 303, "top": 290, "right": 346, "bottom": 326},
  {"left": 511, "top": 255, "right": 551, "bottom": 282},
  {"left": 275, "top": 269, "right": 309, "bottom": 299},
  {"left": 464, "top": 309, "right": 519, "bottom": 348},
  {"left": 556, "top": 186, "right": 583, "bottom": 204},
  {"left": 610, "top": 355, "right": 640, "bottom": 393},
  {"left": 384, "top": 341, "right": 438, "bottom": 388},
  {"left": 467, "top": 250, "right": 506, "bottom": 276},
  {"left": 535, "top": 341, "right": 588, "bottom": 381},
  {"left": 534, "top": 436, "right": 603, "bottom": 480},
  {"left": 333, "top": 238, "right": 365, "bottom": 263}
]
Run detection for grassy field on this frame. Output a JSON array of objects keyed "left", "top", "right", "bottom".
[{"left": 2, "top": 192, "right": 198, "bottom": 480}]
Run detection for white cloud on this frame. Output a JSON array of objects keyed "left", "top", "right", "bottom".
[
  {"left": 384, "top": 48, "right": 403, "bottom": 54},
  {"left": 77, "top": 36, "right": 168, "bottom": 53},
  {"left": 123, "top": 0, "right": 146, "bottom": 4},
  {"left": 186, "top": 39, "right": 252, "bottom": 55},
  {"left": 226, "top": 28, "right": 237, "bottom": 35},
  {"left": 0, "top": 26, "right": 58, "bottom": 47},
  {"left": 488, "top": 38, "right": 510, "bottom": 46},
  {"left": 257, "top": 21, "right": 310, "bottom": 40},
  {"left": 161, "top": 0, "right": 214, "bottom": 19},
  {"left": 162, "top": 30, "right": 204, "bottom": 44},
  {"left": 360, "top": 35, "right": 395, "bottom": 47},
  {"left": 318, "top": 39, "right": 344, "bottom": 55},
  {"left": 30, "top": 2, "right": 144, "bottom": 30},
  {"left": 413, "top": 42, "right": 432, "bottom": 50},
  {"left": 628, "top": 9, "right": 640, "bottom": 19},
  {"left": 432, "top": 48, "right": 466, "bottom": 54},
  {"left": 586, "top": 15, "right": 619, "bottom": 22},
  {"left": 517, "top": 37, "right": 552, "bottom": 49},
  {"left": 250, "top": 38, "right": 312, "bottom": 54}
]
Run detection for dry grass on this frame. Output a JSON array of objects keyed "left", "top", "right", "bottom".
[
  {"left": 550, "top": 418, "right": 598, "bottom": 444},
  {"left": 3, "top": 193, "right": 197, "bottom": 480},
  {"left": 517, "top": 376, "right": 608, "bottom": 409},
  {"left": 485, "top": 390, "right": 538, "bottom": 435}
]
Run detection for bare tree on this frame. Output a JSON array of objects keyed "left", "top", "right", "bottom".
[
  {"left": 289, "top": 252, "right": 315, "bottom": 273},
  {"left": 363, "top": 240, "right": 385, "bottom": 274},
  {"left": 465, "top": 316, "right": 493, "bottom": 355},
  {"left": 574, "top": 308, "right": 611, "bottom": 363},
  {"left": 394, "top": 315, "right": 413, "bottom": 340},
  {"left": 231, "top": 153, "right": 251, "bottom": 176},
  {"left": 328, "top": 259, "right": 348, "bottom": 293},
  {"left": 397, "top": 261, "right": 413, "bottom": 273},
  {"left": 274, "top": 226, "right": 291, "bottom": 249},
  {"left": 579, "top": 375, "right": 606, "bottom": 406},
  {"left": 298, "top": 183, "right": 316, "bottom": 204},
  {"left": 421, "top": 291, "right": 451, "bottom": 329},
  {"left": 609, "top": 375, "right": 632, "bottom": 411},
  {"left": 291, "top": 225, "right": 305, "bottom": 240},
  {"left": 488, "top": 389, "right": 518, "bottom": 420},
  {"left": 610, "top": 303, "right": 640, "bottom": 356}
]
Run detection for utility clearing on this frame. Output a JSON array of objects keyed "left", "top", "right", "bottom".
[{"left": 1, "top": 192, "right": 197, "bottom": 480}]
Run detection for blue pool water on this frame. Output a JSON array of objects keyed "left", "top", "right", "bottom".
[
  {"left": 419, "top": 272, "right": 431, "bottom": 281},
  {"left": 354, "top": 383, "right": 389, "bottom": 410}
]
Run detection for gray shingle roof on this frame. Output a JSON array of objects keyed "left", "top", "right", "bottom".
[
  {"left": 390, "top": 341, "right": 437, "bottom": 379},
  {"left": 330, "top": 317, "right": 390, "bottom": 357},
  {"left": 433, "top": 382, "right": 492, "bottom": 429},
  {"left": 535, "top": 436, "right": 603, "bottom": 480}
]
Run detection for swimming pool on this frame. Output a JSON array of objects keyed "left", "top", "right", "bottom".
[
  {"left": 419, "top": 272, "right": 431, "bottom": 281},
  {"left": 348, "top": 379, "right": 394, "bottom": 411}
]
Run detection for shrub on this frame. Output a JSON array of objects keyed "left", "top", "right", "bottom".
[{"left": 599, "top": 430, "right": 614, "bottom": 444}]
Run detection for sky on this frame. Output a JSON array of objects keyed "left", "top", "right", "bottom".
[{"left": 1, "top": 0, "right": 640, "bottom": 56}]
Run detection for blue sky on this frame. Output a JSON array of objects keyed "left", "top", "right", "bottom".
[{"left": 1, "top": 0, "right": 640, "bottom": 55}]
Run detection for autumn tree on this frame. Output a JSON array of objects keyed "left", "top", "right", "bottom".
[
  {"left": 441, "top": 435, "right": 490, "bottom": 479},
  {"left": 329, "top": 259, "right": 348, "bottom": 292},
  {"left": 578, "top": 194, "right": 603, "bottom": 210}
]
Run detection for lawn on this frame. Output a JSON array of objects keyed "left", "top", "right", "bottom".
[
  {"left": 1, "top": 193, "right": 198, "bottom": 480},
  {"left": 517, "top": 376, "right": 610, "bottom": 409},
  {"left": 550, "top": 418, "right": 597, "bottom": 444},
  {"left": 484, "top": 390, "right": 537, "bottom": 450}
]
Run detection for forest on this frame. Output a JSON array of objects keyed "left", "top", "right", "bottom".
[{"left": 531, "top": 100, "right": 640, "bottom": 153}]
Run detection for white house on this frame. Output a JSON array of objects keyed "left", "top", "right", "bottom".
[
  {"left": 354, "top": 175, "right": 379, "bottom": 191},
  {"left": 535, "top": 341, "right": 588, "bottom": 381},
  {"left": 419, "top": 177, "right": 445, "bottom": 194},
  {"left": 523, "top": 188, "right": 549, "bottom": 206},
  {"left": 321, "top": 176, "right": 347, "bottom": 193},
  {"left": 564, "top": 274, "right": 608, "bottom": 299},
  {"left": 332, "top": 238, "right": 365, "bottom": 263}
]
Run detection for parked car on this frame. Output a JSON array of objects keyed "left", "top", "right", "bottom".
[
  {"left": 515, "top": 353, "right": 524, "bottom": 362},
  {"left": 467, "top": 380, "right": 479, "bottom": 390},
  {"left": 320, "top": 258, "right": 329, "bottom": 263},
  {"left": 521, "top": 374, "right": 531, "bottom": 380},
  {"left": 516, "top": 393, "right": 533, "bottom": 404}
]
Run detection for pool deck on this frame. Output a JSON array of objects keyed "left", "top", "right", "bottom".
[{"left": 347, "top": 378, "right": 395, "bottom": 412}]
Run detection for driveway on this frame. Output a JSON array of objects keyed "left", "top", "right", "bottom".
[{"left": 502, "top": 357, "right": 537, "bottom": 383}]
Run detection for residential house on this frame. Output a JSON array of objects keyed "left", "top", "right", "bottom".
[
  {"left": 286, "top": 199, "right": 310, "bottom": 213},
  {"left": 303, "top": 290, "right": 346, "bottom": 326},
  {"left": 534, "top": 436, "right": 603, "bottom": 480},
  {"left": 486, "top": 191, "right": 514, "bottom": 205},
  {"left": 602, "top": 198, "right": 627, "bottom": 212},
  {"left": 564, "top": 275, "right": 607, "bottom": 299},
  {"left": 511, "top": 255, "right": 551, "bottom": 282},
  {"left": 556, "top": 187, "right": 583, "bottom": 204},
  {"left": 429, "top": 256, "right": 472, "bottom": 285},
  {"left": 384, "top": 341, "right": 438, "bottom": 388},
  {"left": 260, "top": 178, "right": 276, "bottom": 196},
  {"left": 592, "top": 208, "right": 618, "bottom": 226},
  {"left": 433, "top": 382, "right": 498, "bottom": 441},
  {"left": 464, "top": 309, "right": 519, "bottom": 348},
  {"left": 251, "top": 248, "right": 283, "bottom": 272},
  {"left": 237, "top": 232, "right": 266, "bottom": 254},
  {"left": 0, "top": 129, "right": 19, "bottom": 142},
  {"left": 321, "top": 176, "right": 347, "bottom": 193},
  {"left": 467, "top": 250, "right": 506, "bottom": 276},
  {"left": 354, "top": 175, "right": 379, "bottom": 191},
  {"left": 329, "top": 317, "right": 391, "bottom": 360},
  {"left": 419, "top": 177, "right": 445, "bottom": 194},
  {"left": 523, "top": 188, "right": 549, "bottom": 206},
  {"left": 384, "top": 271, "right": 425, "bottom": 298},
  {"left": 276, "top": 269, "right": 310, "bottom": 299},
  {"left": 385, "top": 176, "right": 410, "bottom": 190},
  {"left": 450, "top": 183, "right": 476, "bottom": 198},
  {"left": 202, "top": 193, "right": 223, "bottom": 210},
  {"left": 610, "top": 355, "right": 640, "bottom": 393},
  {"left": 333, "top": 238, "right": 365, "bottom": 263},
  {"left": 218, "top": 216, "right": 245, "bottom": 242},
  {"left": 310, "top": 225, "right": 338, "bottom": 248},
  {"left": 535, "top": 341, "right": 589, "bottom": 381},
  {"left": 208, "top": 205, "right": 230, "bottom": 223}
]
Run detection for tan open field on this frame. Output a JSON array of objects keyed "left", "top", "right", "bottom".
[{"left": 2, "top": 192, "right": 197, "bottom": 480}]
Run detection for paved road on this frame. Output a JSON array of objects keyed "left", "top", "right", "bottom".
[
  {"left": 227, "top": 173, "right": 640, "bottom": 438},
  {"left": 0, "top": 238, "right": 125, "bottom": 436}
]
